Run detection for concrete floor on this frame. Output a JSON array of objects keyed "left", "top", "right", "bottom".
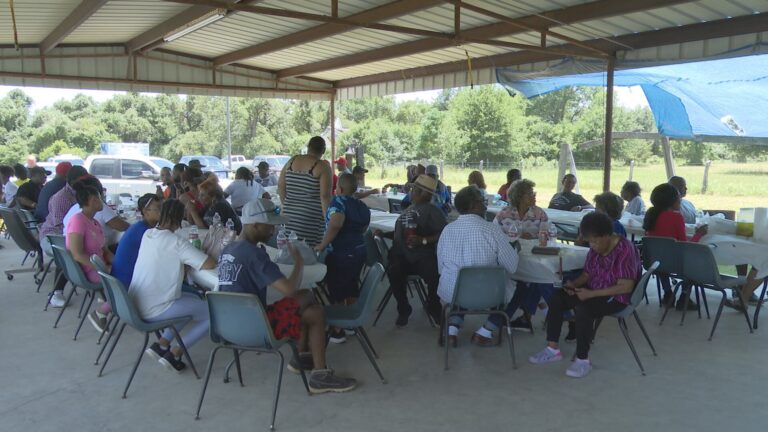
[{"left": 0, "top": 239, "right": 766, "bottom": 432}]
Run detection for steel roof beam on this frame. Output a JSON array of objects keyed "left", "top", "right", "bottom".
[
  {"left": 210, "top": 0, "right": 444, "bottom": 66},
  {"left": 334, "top": 12, "right": 768, "bottom": 88},
  {"left": 276, "top": 0, "right": 690, "bottom": 79},
  {"left": 40, "top": 0, "right": 110, "bottom": 54}
]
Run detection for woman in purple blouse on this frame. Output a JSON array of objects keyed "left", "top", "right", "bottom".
[{"left": 528, "top": 212, "right": 641, "bottom": 378}]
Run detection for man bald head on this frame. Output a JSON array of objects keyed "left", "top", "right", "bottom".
[{"left": 337, "top": 173, "right": 357, "bottom": 196}]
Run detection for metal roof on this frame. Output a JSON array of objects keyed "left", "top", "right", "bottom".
[{"left": 0, "top": 0, "right": 765, "bottom": 100}]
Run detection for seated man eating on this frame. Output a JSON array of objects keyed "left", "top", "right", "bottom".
[
  {"left": 528, "top": 212, "right": 640, "bottom": 378},
  {"left": 218, "top": 199, "right": 357, "bottom": 394}
]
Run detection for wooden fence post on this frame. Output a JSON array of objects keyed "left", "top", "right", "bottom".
[
  {"left": 629, "top": 160, "right": 634, "bottom": 180},
  {"left": 439, "top": 160, "right": 444, "bottom": 179},
  {"left": 702, "top": 160, "right": 711, "bottom": 193}
]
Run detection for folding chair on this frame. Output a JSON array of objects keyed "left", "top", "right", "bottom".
[
  {"left": 95, "top": 271, "right": 200, "bottom": 398},
  {"left": 0, "top": 206, "right": 44, "bottom": 282},
  {"left": 325, "top": 263, "right": 387, "bottom": 383},
  {"left": 195, "top": 292, "right": 309, "bottom": 430},
  {"left": 441, "top": 266, "right": 516, "bottom": 370},
  {"left": 388, "top": 198, "right": 403, "bottom": 214},
  {"left": 678, "top": 242, "right": 752, "bottom": 340},
  {"left": 49, "top": 244, "right": 103, "bottom": 340}
]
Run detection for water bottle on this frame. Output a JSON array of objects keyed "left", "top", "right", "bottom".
[
  {"left": 276, "top": 225, "right": 288, "bottom": 250},
  {"left": 189, "top": 225, "right": 202, "bottom": 250},
  {"left": 288, "top": 230, "right": 298, "bottom": 244},
  {"left": 548, "top": 223, "right": 558, "bottom": 246},
  {"left": 212, "top": 212, "right": 222, "bottom": 228},
  {"left": 222, "top": 219, "right": 236, "bottom": 250}
]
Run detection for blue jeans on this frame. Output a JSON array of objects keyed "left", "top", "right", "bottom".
[{"left": 486, "top": 282, "right": 556, "bottom": 331}]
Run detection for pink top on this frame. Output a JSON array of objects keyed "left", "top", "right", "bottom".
[
  {"left": 646, "top": 210, "right": 702, "bottom": 242},
  {"left": 584, "top": 236, "right": 640, "bottom": 305},
  {"left": 494, "top": 205, "right": 548, "bottom": 237},
  {"left": 66, "top": 211, "right": 105, "bottom": 283}
]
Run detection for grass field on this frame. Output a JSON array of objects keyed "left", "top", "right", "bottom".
[{"left": 366, "top": 162, "right": 768, "bottom": 212}]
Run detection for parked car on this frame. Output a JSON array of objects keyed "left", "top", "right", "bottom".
[
  {"left": 179, "top": 155, "right": 230, "bottom": 180},
  {"left": 84, "top": 155, "right": 174, "bottom": 197},
  {"left": 252, "top": 155, "right": 291, "bottom": 174},
  {"left": 228, "top": 155, "right": 250, "bottom": 171},
  {"left": 48, "top": 154, "right": 85, "bottom": 166}
]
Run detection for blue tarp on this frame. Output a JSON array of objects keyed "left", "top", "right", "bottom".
[{"left": 496, "top": 53, "right": 768, "bottom": 139}]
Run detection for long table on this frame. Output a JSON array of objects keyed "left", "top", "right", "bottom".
[
  {"left": 368, "top": 210, "right": 589, "bottom": 284},
  {"left": 362, "top": 192, "right": 409, "bottom": 211},
  {"left": 174, "top": 227, "right": 327, "bottom": 291}
]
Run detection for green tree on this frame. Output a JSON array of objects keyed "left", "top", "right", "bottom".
[{"left": 38, "top": 139, "right": 87, "bottom": 161}]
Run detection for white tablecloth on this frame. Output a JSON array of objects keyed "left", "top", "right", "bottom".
[
  {"left": 513, "top": 239, "right": 589, "bottom": 284},
  {"left": 174, "top": 227, "right": 327, "bottom": 291},
  {"left": 362, "top": 192, "right": 408, "bottom": 211},
  {"left": 369, "top": 210, "right": 399, "bottom": 232}
]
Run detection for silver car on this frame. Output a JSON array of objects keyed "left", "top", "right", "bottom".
[{"left": 84, "top": 155, "right": 175, "bottom": 198}]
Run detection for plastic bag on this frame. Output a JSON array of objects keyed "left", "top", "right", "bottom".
[
  {"left": 275, "top": 240, "right": 318, "bottom": 265},
  {"left": 202, "top": 225, "right": 235, "bottom": 259}
]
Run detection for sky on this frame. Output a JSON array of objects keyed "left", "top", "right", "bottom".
[{"left": 0, "top": 83, "right": 649, "bottom": 112}]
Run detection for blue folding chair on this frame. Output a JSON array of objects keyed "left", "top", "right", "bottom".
[
  {"left": 96, "top": 270, "right": 200, "bottom": 398},
  {"left": 195, "top": 291, "right": 309, "bottom": 430},
  {"left": 325, "top": 263, "right": 387, "bottom": 383},
  {"left": 50, "top": 244, "right": 103, "bottom": 340},
  {"left": 442, "top": 266, "right": 515, "bottom": 371}
]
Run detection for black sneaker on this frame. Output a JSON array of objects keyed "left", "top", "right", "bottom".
[
  {"left": 308, "top": 369, "right": 357, "bottom": 394},
  {"left": 662, "top": 292, "right": 674, "bottom": 307},
  {"left": 328, "top": 328, "right": 347, "bottom": 344},
  {"left": 395, "top": 305, "right": 412, "bottom": 328},
  {"left": 158, "top": 351, "right": 186, "bottom": 373},
  {"left": 287, "top": 352, "right": 314, "bottom": 374},
  {"left": 145, "top": 342, "right": 169, "bottom": 361},
  {"left": 509, "top": 316, "right": 533, "bottom": 333},
  {"left": 565, "top": 321, "right": 577, "bottom": 342}
]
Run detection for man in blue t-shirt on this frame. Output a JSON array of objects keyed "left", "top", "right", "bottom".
[{"left": 218, "top": 199, "right": 356, "bottom": 394}]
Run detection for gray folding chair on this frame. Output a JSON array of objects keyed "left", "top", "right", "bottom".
[
  {"left": 388, "top": 198, "right": 403, "bottom": 214},
  {"left": 371, "top": 235, "right": 434, "bottom": 327},
  {"left": 49, "top": 244, "right": 106, "bottom": 340},
  {"left": 441, "top": 266, "right": 516, "bottom": 371},
  {"left": 90, "top": 255, "right": 118, "bottom": 362},
  {"left": 678, "top": 242, "right": 752, "bottom": 340},
  {"left": 0, "top": 206, "right": 44, "bottom": 282},
  {"left": 642, "top": 236, "right": 680, "bottom": 308},
  {"left": 42, "top": 235, "right": 67, "bottom": 309},
  {"left": 195, "top": 291, "right": 310, "bottom": 430},
  {"left": 96, "top": 271, "right": 199, "bottom": 398},
  {"left": 591, "top": 262, "right": 660, "bottom": 375},
  {"left": 325, "top": 263, "right": 387, "bottom": 383}
]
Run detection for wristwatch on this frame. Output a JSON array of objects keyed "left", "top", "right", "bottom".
[{"left": 422, "top": 238, "right": 428, "bottom": 246}]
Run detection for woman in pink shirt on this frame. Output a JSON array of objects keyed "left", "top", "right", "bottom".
[
  {"left": 528, "top": 212, "right": 641, "bottom": 378},
  {"left": 66, "top": 178, "right": 113, "bottom": 284}
]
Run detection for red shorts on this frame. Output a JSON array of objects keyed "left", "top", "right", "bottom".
[{"left": 266, "top": 297, "right": 302, "bottom": 340}]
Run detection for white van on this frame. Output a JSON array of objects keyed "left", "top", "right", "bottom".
[{"left": 84, "top": 155, "right": 175, "bottom": 197}]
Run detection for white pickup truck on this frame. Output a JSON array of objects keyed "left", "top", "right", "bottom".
[
  {"left": 84, "top": 155, "right": 175, "bottom": 198},
  {"left": 228, "top": 155, "right": 251, "bottom": 172}
]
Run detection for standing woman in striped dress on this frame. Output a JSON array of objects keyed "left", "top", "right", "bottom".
[{"left": 278, "top": 136, "right": 332, "bottom": 247}]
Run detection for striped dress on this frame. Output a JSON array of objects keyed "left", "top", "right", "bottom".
[{"left": 282, "top": 157, "right": 324, "bottom": 247}]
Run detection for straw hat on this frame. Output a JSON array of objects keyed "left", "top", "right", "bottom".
[{"left": 412, "top": 174, "right": 437, "bottom": 195}]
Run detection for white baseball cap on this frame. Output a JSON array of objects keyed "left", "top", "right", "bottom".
[{"left": 240, "top": 199, "right": 289, "bottom": 225}]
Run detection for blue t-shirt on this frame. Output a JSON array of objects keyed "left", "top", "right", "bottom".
[
  {"left": 111, "top": 220, "right": 150, "bottom": 287},
  {"left": 218, "top": 240, "right": 284, "bottom": 304},
  {"left": 613, "top": 219, "right": 627, "bottom": 238},
  {"left": 34, "top": 177, "right": 66, "bottom": 222},
  {"left": 326, "top": 195, "right": 370, "bottom": 254}
]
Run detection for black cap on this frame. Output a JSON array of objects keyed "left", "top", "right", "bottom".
[
  {"left": 352, "top": 166, "right": 368, "bottom": 175},
  {"left": 30, "top": 166, "right": 51, "bottom": 176}
]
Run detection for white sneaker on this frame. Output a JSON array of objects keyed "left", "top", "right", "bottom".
[
  {"left": 49, "top": 291, "right": 66, "bottom": 308},
  {"left": 528, "top": 347, "right": 563, "bottom": 364},
  {"left": 566, "top": 359, "right": 592, "bottom": 378}
]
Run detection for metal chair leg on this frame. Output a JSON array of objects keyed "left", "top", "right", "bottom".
[
  {"left": 53, "top": 285, "right": 78, "bottom": 328},
  {"left": 270, "top": 351, "right": 285, "bottom": 430},
  {"left": 36, "top": 259, "right": 54, "bottom": 293},
  {"left": 99, "top": 323, "right": 126, "bottom": 377},
  {"left": 633, "top": 311, "right": 657, "bottom": 356},
  {"left": 680, "top": 284, "right": 691, "bottom": 326},
  {"left": 618, "top": 318, "right": 646, "bottom": 375},
  {"left": 95, "top": 316, "right": 119, "bottom": 365},
  {"left": 659, "top": 280, "right": 682, "bottom": 325},
  {"left": 701, "top": 286, "right": 710, "bottom": 319},
  {"left": 372, "top": 288, "right": 393, "bottom": 327},
  {"left": 443, "top": 309, "right": 451, "bottom": 371},
  {"left": 74, "top": 291, "right": 97, "bottom": 340},
  {"left": 357, "top": 327, "right": 378, "bottom": 359},
  {"left": 170, "top": 325, "right": 200, "bottom": 379},
  {"left": 195, "top": 346, "right": 221, "bottom": 420},
  {"left": 505, "top": 314, "right": 517, "bottom": 369},
  {"left": 76, "top": 290, "right": 90, "bottom": 319},
  {"left": 233, "top": 349, "right": 244, "bottom": 387},
  {"left": 355, "top": 328, "right": 386, "bottom": 383},
  {"left": 753, "top": 280, "right": 767, "bottom": 330},
  {"left": 694, "top": 285, "right": 702, "bottom": 319},
  {"left": 708, "top": 292, "right": 727, "bottom": 341},
  {"left": 122, "top": 333, "right": 150, "bottom": 398},
  {"left": 288, "top": 342, "right": 310, "bottom": 393}
]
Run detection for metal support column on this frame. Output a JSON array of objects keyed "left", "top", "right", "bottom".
[
  {"left": 330, "top": 91, "right": 336, "bottom": 161},
  {"left": 602, "top": 56, "right": 616, "bottom": 192}
]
